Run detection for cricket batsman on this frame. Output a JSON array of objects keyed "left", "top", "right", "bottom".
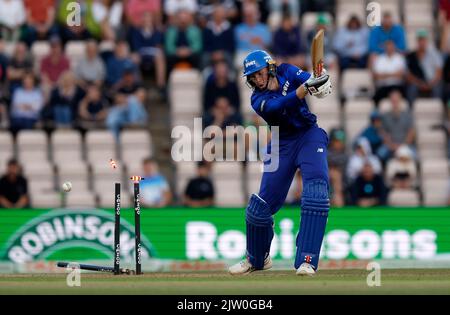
[{"left": 229, "top": 50, "right": 332, "bottom": 276}]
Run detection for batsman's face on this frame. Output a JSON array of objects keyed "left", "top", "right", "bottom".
[{"left": 249, "top": 68, "right": 269, "bottom": 90}]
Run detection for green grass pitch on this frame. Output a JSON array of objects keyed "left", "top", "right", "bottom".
[{"left": 1, "top": 269, "right": 450, "bottom": 294}]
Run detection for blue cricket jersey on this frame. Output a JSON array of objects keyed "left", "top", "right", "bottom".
[{"left": 250, "top": 63, "right": 317, "bottom": 138}]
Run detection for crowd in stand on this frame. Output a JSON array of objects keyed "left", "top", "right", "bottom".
[{"left": 0, "top": 0, "right": 449, "bottom": 208}]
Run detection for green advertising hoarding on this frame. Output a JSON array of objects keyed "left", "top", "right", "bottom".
[{"left": 0, "top": 207, "right": 449, "bottom": 272}]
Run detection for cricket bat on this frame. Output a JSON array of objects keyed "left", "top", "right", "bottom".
[{"left": 311, "top": 29, "right": 324, "bottom": 78}]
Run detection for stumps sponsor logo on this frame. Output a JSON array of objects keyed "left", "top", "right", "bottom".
[{"left": 3, "top": 208, "right": 154, "bottom": 263}]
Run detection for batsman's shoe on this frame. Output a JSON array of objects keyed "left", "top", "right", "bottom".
[
  {"left": 229, "top": 256, "right": 272, "bottom": 275},
  {"left": 296, "top": 263, "right": 316, "bottom": 276}
]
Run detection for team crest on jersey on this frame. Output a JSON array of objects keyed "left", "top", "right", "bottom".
[{"left": 282, "top": 81, "right": 290, "bottom": 96}]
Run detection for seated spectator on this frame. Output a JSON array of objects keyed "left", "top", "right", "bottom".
[
  {"left": 327, "top": 128, "right": 348, "bottom": 207},
  {"left": 75, "top": 40, "right": 106, "bottom": 89},
  {"left": 46, "top": 71, "right": 85, "bottom": 128},
  {"left": 184, "top": 161, "right": 215, "bottom": 207},
  {"left": 333, "top": 15, "right": 369, "bottom": 71},
  {"left": 267, "top": 0, "right": 300, "bottom": 27},
  {"left": 164, "top": 0, "right": 198, "bottom": 23},
  {"left": 0, "top": 159, "right": 29, "bottom": 208},
  {"left": 21, "top": 0, "right": 57, "bottom": 46},
  {"left": 372, "top": 40, "right": 406, "bottom": 104},
  {"left": 7, "top": 41, "right": 33, "bottom": 93},
  {"left": 88, "top": 0, "right": 123, "bottom": 41},
  {"left": 360, "top": 111, "right": 384, "bottom": 156},
  {"left": 368, "top": 11, "right": 406, "bottom": 60},
  {"left": 40, "top": 37, "right": 71, "bottom": 98},
  {"left": 127, "top": 12, "right": 165, "bottom": 89},
  {"left": 378, "top": 90, "right": 415, "bottom": 162},
  {"left": 78, "top": 84, "right": 109, "bottom": 129},
  {"left": 203, "top": 60, "right": 240, "bottom": 112},
  {"left": 0, "top": 0, "right": 26, "bottom": 41},
  {"left": 57, "top": 0, "right": 93, "bottom": 44},
  {"left": 444, "top": 53, "right": 450, "bottom": 103},
  {"left": 306, "top": 13, "right": 337, "bottom": 71},
  {"left": 272, "top": 14, "right": 304, "bottom": 68},
  {"left": 385, "top": 145, "right": 417, "bottom": 189},
  {"left": 202, "top": 4, "right": 235, "bottom": 68},
  {"left": 346, "top": 137, "right": 382, "bottom": 183},
  {"left": 9, "top": 73, "right": 43, "bottom": 133},
  {"left": 406, "top": 29, "right": 443, "bottom": 105},
  {"left": 114, "top": 66, "right": 145, "bottom": 97},
  {"left": 350, "top": 161, "right": 387, "bottom": 207},
  {"left": 204, "top": 97, "right": 242, "bottom": 130},
  {"left": 234, "top": 2, "right": 271, "bottom": 68},
  {"left": 106, "top": 92, "right": 147, "bottom": 138},
  {"left": 198, "top": 0, "right": 238, "bottom": 25},
  {"left": 165, "top": 9, "right": 202, "bottom": 72},
  {"left": 125, "top": 0, "right": 162, "bottom": 28},
  {"left": 105, "top": 40, "right": 138, "bottom": 87},
  {"left": 139, "top": 157, "right": 172, "bottom": 207},
  {"left": 0, "top": 36, "right": 8, "bottom": 83}
]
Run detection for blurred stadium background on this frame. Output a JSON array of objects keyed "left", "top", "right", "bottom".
[{"left": 0, "top": 0, "right": 449, "bottom": 274}]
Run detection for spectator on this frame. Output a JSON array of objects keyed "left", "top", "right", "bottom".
[
  {"left": 439, "top": 0, "right": 450, "bottom": 51},
  {"left": 203, "top": 60, "right": 240, "bottom": 112},
  {"left": 46, "top": 71, "right": 85, "bottom": 128},
  {"left": 105, "top": 40, "right": 138, "bottom": 87},
  {"left": 333, "top": 15, "right": 369, "bottom": 71},
  {"left": 164, "top": 0, "right": 198, "bottom": 22},
  {"left": 372, "top": 40, "right": 406, "bottom": 105},
  {"left": 7, "top": 41, "right": 33, "bottom": 93},
  {"left": 0, "top": 159, "right": 29, "bottom": 208},
  {"left": 202, "top": 4, "right": 235, "bottom": 67},
  {"left": 114, "top": 66, "right": 147, "bottom": 104},
  {"left": 40, "top": 37, "right": 71, "bottom": 98},
  {"left": 184, "top": 161, "right": 215, "bottom": 207},
  {"left": 88, "top": 0, "right": 123, "bottom": 41},
  {"left": 78, "top": 84, "right": 109, "bottom": 129},
  {"left": 368, "top": 11, "right": 406, "bottom": 57},
  {"left": 127, "top": 12, "right": 165, "bottom": 90},
  {"left": 203, "top": 96, "right": 242, "bottom": 130},
  {"left": 346, "top": 137, "right": 382, "bottom": 183},
  {"left": 272, "top": 14, "right": 304, "bottom": 68},
  {"left": 445, "top": 101, "right": 450, "bottom": 158},
  {"left": 385, "top": 145, "right": 417, "bottom": 189},
  {"left": 327, "top": 128, "right": 348, "bottom": 207},
  {"left": 234, "top": 2, "right": 271, "bottom": 68},
  {"left": 378, "top": 90, "right": 415, "bottom": 162},
  {"left": 165, "top": 9, "right": 202, "bottom": 72},
  {"left": 0, "top": 0, "right": 26, "bottom": 41},
  {"left": 9, "top": 72, "right": 43, "bottom": 132},
  {"left": 360, "top": 111, "right": 384, "bottom": 156},
  {"left": 57, "top": 0, "right": 93, "bottom": 44},
  {"left": 350, "top": 161, "right": 387, "bottom": 207},
  {"left": 126, "top": 0, "right": 162, "bottom": 28},
  {"left": 306, "top": 13, "right": 337, "bottom": 71},
  {"left": 444, "top": 53, "right": 450, "bottom": 103},
  {"left": 75, "top": 40, "right": 106, "bottom": 89},
  {"left": 21, "top": 0, "right": 57, "bottom": 46},
  {"left": 106, "top": 92, "right": 147, "bottom": 138},
  {"left": 406, "top": 29, "right": 443, "bottom": 105},
  {"left": 139, "top": 157, "right": 172, "bottom": 207},
  {"left": 267, "top": 0, "right": 300, "bottom": 27},
  {"left": 198, "top": 0, "right": 238, "bottom": 28}
]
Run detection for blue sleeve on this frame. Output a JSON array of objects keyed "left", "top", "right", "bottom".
[
  {"left": 394, "top": 25, "right": 407, "bottom": 52},
  {"left": 283, "top": 64, "right": 311, "bottom": 87},
  {"left": 368, "top": 27, "right": 380, "bottom": 53},
  {"left": 252, "top": 91, "right": 300, "bottom": 114}
]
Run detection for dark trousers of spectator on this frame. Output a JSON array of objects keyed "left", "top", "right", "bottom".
[
  {"left": 407, "top": 82, "right": 443, "bottom": 106},
  {"left": 167, "top": 54, "right": 200, "bottom": 74},
  {"left": 373, "top": 85, "right": 405, "bottom": 106},
  {"left": 10, "top": 117, "right": 37, "bottom": 134},
  {"left": 339, "top": 55, "right": 368, "bottom": 72},
  {"left": 20, "top": 24, "right": 59, "bottom": 47}
]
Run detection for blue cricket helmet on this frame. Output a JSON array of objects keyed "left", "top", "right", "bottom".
[{"left": 242, "top": 50, "right": 274, "bottom": 77}]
